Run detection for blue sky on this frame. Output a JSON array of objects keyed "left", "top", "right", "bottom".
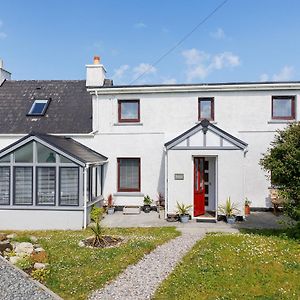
[{"left": 0, "top": 0, "right": 299, "bottom": 84}]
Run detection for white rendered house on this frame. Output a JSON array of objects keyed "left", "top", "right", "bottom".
[{"left": 0, "top": 57, "right": 299, "bottom": 229}]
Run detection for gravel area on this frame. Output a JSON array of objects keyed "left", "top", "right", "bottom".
[
  {"left": 89, "top": 230, "right": 206, "bottom": 300},
  {"left": 0, "top": 256, "right": 57, "bottom": 300}
]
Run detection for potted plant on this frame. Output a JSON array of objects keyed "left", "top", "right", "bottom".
[
  {"left": 143, "top": 195, "right": 152, "bottom": 213},
  {"left": 245, "top": 198, "right": 251, "bottom": 215},
  {"left": 106, "top": 194, "right": 115, "bottom": 215},
  {"left": 176, "top": 202, "right": 192, "bottom": 223},
  {"left": 218, "top": 197, "right": 239, "bottom": 224}
]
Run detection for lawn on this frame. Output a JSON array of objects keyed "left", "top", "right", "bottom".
[
  {"left": 8, "top": 227, "right": 179, "bottom": 300},
  {"left": 154, "top": 230, "right": 300, "bottom": 300}
]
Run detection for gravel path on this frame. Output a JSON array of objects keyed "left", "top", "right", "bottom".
[
  {"left": 89, "top": 229, "right": 206, "bottom": 300},
  {"left": 0, "top": 256, "right": 57, "bottom": 300}
]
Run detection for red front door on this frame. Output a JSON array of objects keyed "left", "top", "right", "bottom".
[{"left": 194, "top": 157, "right": 205, "bottom": 216}]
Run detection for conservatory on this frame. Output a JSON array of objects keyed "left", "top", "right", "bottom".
[{"left": 0, "top": 133, "right": 107, "bottom": 230}]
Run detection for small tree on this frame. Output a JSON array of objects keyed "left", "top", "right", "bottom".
[{"left": 260, "top": 122, "right": 300, "bottom": 221}]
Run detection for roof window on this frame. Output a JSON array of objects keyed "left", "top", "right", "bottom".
[{"left": 27, "top": 99, "right": 50, "bottom": 116}]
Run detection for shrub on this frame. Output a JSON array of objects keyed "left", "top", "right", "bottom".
[
  {"left": 144, "top": 195, "right": 152, "bottom": 206},
  {"left": 260, "top": 122, "right": 300, "bottom": 220},
  {"left": 15, "top": 257, "right": 33, "bottom": 270},
  {"left": 31, "top": 268, "right": 50, "bottom": 283}
]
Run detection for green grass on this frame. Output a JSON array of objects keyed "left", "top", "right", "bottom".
[
  {"left": 154, "top": 230, "right": 300, "bottom": 300},
  {"left": 7, "top": 227, "right": 179, "bottom": 300}
]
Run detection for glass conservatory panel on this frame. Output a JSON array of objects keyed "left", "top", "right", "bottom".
[
  {"left": 0, "top": 154, "right": 10, "bottom": 162},
  {"left": 0, "top": 167, "right": 10, "bottom": 205},
  {"left": 59, "top": 155, "right": 73, "bottom": 164},
  {"left": 15, "top": 142, "right": 33, "bottom": 163},
  {"left": 14, "top": 167, "right": 33, "bottom": 204},
  {"left": 37, "top": 143, "right": 56, "bottom": 163}
]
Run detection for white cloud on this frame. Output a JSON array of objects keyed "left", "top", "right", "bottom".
[
  {"left": 162, "top": 78, "right": 177, "bottom": 84},
  {"left": 133, "top": 63, "right": 157, "bottom": 79},
  {"left": 182, "top": 48, "right": 209, "bottom": 65},
  {"left": 182, "top": 48, "right": 240, "bottom": 81},
  {"left": 259, "top": 73, "right": 269, "bottom": 82},
  {"left": 259, "top": 66, "right": 295, "bottom": 82},
  {"left": 134, "top": 22, "right": 147, "bottom": 29},
  {"left": 211, "top": 52, "right": 240, "bottom": 69},
  {"left": 210, "top": 28, "right": 226, "bottom": 39},
  {"left": 113, "top": 64, "right": 130, "bottom": 81},
  {"left": 272, "top": 66, "right": 294, "bottom": 81}
]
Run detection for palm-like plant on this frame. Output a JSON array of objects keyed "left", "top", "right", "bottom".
[
  {"left": 219, "top": 197, "right": 239, "bottom": 217},
  {"left": 90, "top": 221, "right": 103, "bottom": 246},
  {"left": 176, "top": 202, "right": 192, "bottom": 216}
]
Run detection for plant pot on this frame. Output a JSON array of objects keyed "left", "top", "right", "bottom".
[
  {"left": 143, "top": 205, "right": 151, "bottom": 213},
  {"left": 226, "top": 216, "right": 236, "bottom": 224},
  {"left": 180, "top": 214, "right": 189, "bottom": 223},
  {"left": 107, "top": 207, "right": 115, "bottom": 215},
  {"left": 245, "top": 205, "right": 250, "bottom": 215}
]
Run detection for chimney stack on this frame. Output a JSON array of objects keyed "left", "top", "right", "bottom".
[
  {"left": 0, "top": 59, "right": 11, "bottom": 85},
  {"left": 86, "top": 56, "right": 106, "bottom": 87}
]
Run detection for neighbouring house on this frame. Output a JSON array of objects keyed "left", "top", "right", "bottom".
[{"left": 0, "top": 57, "right": 299, "bottom": 229}]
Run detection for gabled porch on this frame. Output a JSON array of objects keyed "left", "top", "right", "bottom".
[{"left": 165, "top": 119, "right": 248, "bottom": 221}]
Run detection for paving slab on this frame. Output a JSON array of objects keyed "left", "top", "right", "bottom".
[{"left": 101, "top": 210, "right": 285, "bottom": 230}]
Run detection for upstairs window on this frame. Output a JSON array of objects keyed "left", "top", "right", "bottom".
[
  {"left": 272, "top": 96, "right": 295, "bottom": 120},
  {"left": 198, "top": 98, "right": 214, "bottom": 121},
  {"left": 118, "top": 100, "right": 140, "bottom": 122},
  {"left": 28, "top": 99, "right": 50, "bottom": 116}
]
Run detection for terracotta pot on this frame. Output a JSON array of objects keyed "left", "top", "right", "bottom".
[{"left": 245, "top": 205, "right": 250, "bottom": 215}]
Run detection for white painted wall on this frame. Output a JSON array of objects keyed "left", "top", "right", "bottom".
[
  {"left": 0, "top": 209, "right": 83, "bottom": 230},
  {"left": 87, "top": 87, "right": 300, "bottom": 209}
]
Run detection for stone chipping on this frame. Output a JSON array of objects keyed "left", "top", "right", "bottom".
[
  {"left": 89, "top": 230, "right": 206, "bottom": 300},
  {"left": 0, "top": 257, "right": 55, "bottom": 300}
]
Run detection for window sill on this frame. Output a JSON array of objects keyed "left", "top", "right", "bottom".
[
  {"left": 113, "top": 192, "right": 144, "bottom": 197},
  {"left": 0, "top": 206, "right": 83, "bottom": 211},
  {"left": 113, "top": 122, "right": 143, "bottom": 126},
  {"left": 268, "top": 120, "right": 296, "bottom": 124}
]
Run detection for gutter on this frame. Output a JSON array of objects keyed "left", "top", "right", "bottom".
[
  {"left": 0, "top": 131, "right": 98, "bottom": 138},
  {"left": 87, "top": 82, "right": 300, "bottom": 95}
]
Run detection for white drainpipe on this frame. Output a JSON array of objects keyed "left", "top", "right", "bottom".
[
  {"left": 164, "top": 148, "right": 168, "bottom": 219},
  {"left": 83, "top": 165, "right": 89, "bottom": 229}
]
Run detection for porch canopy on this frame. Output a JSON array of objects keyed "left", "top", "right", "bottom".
[{"left": 165, "top": 119, "right": 248, "bottom": 151}]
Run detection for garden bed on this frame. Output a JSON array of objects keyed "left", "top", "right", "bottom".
[{"left": 2, "top": 227, "right": 180, "bottom": 300}]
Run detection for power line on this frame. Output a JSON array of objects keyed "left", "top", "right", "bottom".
[{"left": 130, "top": 0, "right": 229, "bottom": 84}]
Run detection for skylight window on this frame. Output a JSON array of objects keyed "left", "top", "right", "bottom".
[{"left": 28, "top": 99, "right": 50, "bottom": 116}]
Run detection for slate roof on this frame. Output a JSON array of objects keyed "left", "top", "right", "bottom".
[
  {"left": 0, "top": 80, "right": 92, "bottom": 134},
  {"left": 35, "top": 133, "right": 108, "bottom": 164},
  {"left": 0, "top": 133, "right": 107, "bottom": 165}
]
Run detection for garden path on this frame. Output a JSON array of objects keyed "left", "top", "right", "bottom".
[{"left": 89, "top": 227, "right": 238, "bottom": 300}]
